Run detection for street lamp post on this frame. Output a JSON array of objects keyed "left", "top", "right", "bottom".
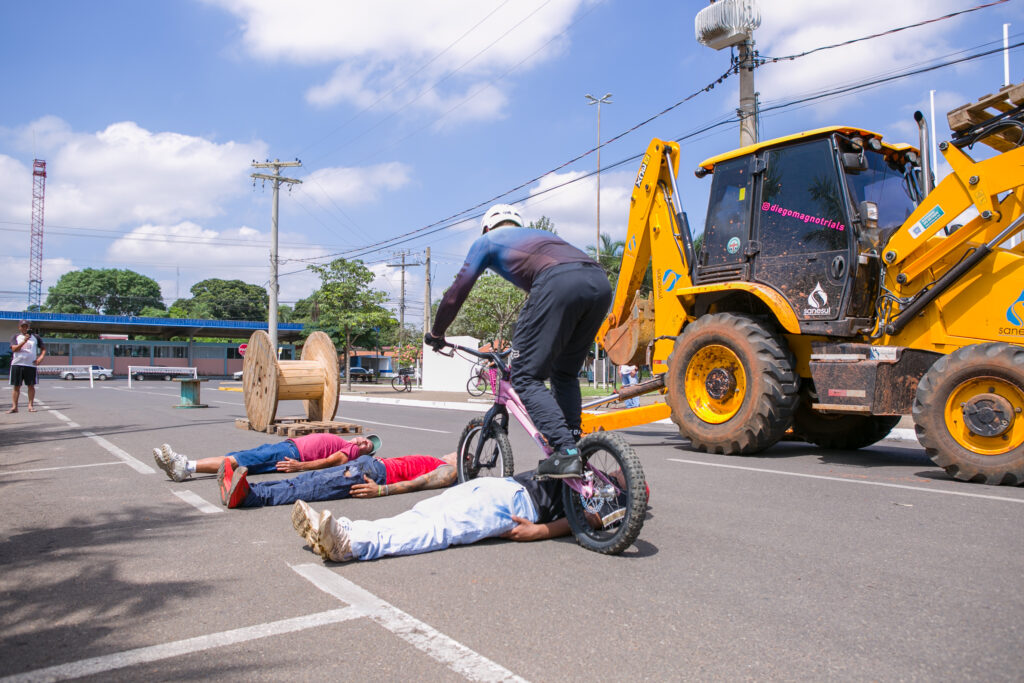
[{"left": 585, "top": 92, "right": 612, "bottom": 387}]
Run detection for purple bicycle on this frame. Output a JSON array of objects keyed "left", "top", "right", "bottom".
[{"left": 436, "top": 341, "right": 648, "bottom": 555}]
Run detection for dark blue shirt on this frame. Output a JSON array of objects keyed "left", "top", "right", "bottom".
[{"left": 432, "top": 227, "right": 592, "bottom": 336}]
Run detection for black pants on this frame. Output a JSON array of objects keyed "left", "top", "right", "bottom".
[{"left": 510, "top": 262, "right": 612, "bottom": 451}]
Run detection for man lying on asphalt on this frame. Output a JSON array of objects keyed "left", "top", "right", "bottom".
[
  {"left": 218, "top": 451, "right": 458, "bottom": 509},
  {"left": 152, "top": 432, "right": 381, "bottom": 482},
  {"left": 292, "top": 468, "right": 574, "bottom": 561}
]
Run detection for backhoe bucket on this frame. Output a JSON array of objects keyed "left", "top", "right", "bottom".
[{"left": 602, "top": 294, "right": 655, "bottom": 367}]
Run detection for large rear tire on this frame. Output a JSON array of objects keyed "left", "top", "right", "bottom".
[
  {"left": 913, "top": 343, "right": 1024, "bottom": 485},
  {"left": 456, "top": 417, "right": 514, "bottom": 483},
  {"left": 665, "top": 313, "right": 799, "bottom": 454},
  {"left": 793, "top": 385, "right": 900, "bottom": 450},
  {"left": 563, "top": 431, "right": 647, "bottom": 555}
]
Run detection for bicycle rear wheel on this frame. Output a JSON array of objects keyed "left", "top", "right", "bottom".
[
  {"left": 563, "top": 431, "right": 647, "bottom": 555},
  {"left": 466, "top": 374, "right": 489, "bottom": 396},
  {"left": 391, "top": 376, "right": 405, "bottom": 391},
  {"left": 456, "top": 416, "right": 514, "bottom": 483}
]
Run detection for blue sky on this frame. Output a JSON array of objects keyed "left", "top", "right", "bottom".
[{"left": 1, "top": 0, "right": 1020, "bottom": 322}]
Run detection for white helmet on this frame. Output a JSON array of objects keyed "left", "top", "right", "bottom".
[{"left": 481, "top": 204, "right": 524, "bottom": 234}]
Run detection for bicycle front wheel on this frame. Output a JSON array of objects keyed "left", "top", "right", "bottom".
[
  {"left": 456, "top": 416, "right": 514, "bottom": 483},
  {"left": 466, "top": 375, "right": 489, "bottom": 396},
  {"left": 563, "top": 431, "right": 647, "bottom": 555},
  {"left": 391, "top": 376, "right": 405, "bottom": 391}
]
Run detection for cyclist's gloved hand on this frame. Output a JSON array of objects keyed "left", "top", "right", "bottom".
[{"left": 424, "top": 332, "right": 446, "bottom": 351}]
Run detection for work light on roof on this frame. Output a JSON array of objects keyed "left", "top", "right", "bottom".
[{"left": 695, "top": 0, "right": 761, "bottom": 51}]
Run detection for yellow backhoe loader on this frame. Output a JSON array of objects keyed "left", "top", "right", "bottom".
[{"left": 581, "top": 83, "right": 1024, "bottom": 485}]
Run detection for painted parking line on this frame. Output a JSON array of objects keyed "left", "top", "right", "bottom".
[
  {"left": 352, "top": 418, "right": 451, "bottom": 434},
  {"left": 293, "top": 563, "right": 526, "bottom": 682},
  {"left": 0, "top": 607, "right": 361, "bottom": 683},
  {"left": 41, "top": 405, "right": 155, "bottom": 474},
  {"left": 0, "top": 462, "right": 124, "bottom": 476},
  {"left": 171, "top": 489, "right": 224, "bottom": 514},
  {"left": 668, "top": 458, "right": 1024, "bottom": 504}
]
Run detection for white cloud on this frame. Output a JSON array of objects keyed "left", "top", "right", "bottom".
[
  {"left": 754, "top": 0, "right": 967, "bottom": 118},
  {"left": 523, "top": 169, "right": 633, "bottom": 250},
  {"left": 106, "top": 221, "right": 325, "bottom": 304},
  {"left": 207, "top": 0, "right": 589, "bottom": 122},
  {"left": 5, "top": 118, "right": 266, "bottom": 229},
  {"left": 0, "top": 255, "right": 77, "bottom": 310},
  {"left": 298, "top": 162, "right": 413, "bottom": 204}
]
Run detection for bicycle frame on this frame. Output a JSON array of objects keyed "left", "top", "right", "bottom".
[{"left": 443, "top": 343, "right": 613, "bottom": 500}]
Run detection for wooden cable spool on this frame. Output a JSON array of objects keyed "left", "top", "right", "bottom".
[{"left": 242, "top": 330, "right": 340, "bottom": 431}]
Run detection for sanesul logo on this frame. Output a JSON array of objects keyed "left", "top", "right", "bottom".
[
  {"left": 807, "top": 282, "right": 828, "bottom": 308},
  {"left": 1007, "top": 289, "right": 1024, "bottom": 326}
]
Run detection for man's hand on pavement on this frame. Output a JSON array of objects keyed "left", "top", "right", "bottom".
[
  {"left": 501, "top": 516, "right": 549, "bottom": 542},
  {"left": 276, "top": 457, "right": 305, "bottom": 473}
]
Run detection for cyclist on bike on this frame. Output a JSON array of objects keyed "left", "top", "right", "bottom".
[{"left": 425, "top": 204, "right": 612, "bottom": 479}]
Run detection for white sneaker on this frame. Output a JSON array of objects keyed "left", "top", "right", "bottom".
[
  {"left": 291, "top": 500, "right": 320, "bottom": 550},
  {"left": 317, "top": 512, "right": 353, "bottom": 562},
  {"left": 169, "top": 453, "right": 191, "bottom": 482},
  {"left": 152, "top": 448, "right": 175, "bottom": 480}
]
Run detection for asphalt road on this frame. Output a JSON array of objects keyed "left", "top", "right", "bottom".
[{"left": 1, "top": 379, "right": 1022, "bottom": 681}]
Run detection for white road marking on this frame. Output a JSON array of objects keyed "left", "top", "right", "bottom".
[
  {"left": 293, "top": 563, "right": 526, "bottom": 682},
  {"left": 0, "top": 462, "right": 124, "bottom": 476},
  {"left": 81, "top": 431, "right": 155, "bottom": 474},
  {"left": 46, "top": 408, "right": 80, "bottom": 429},
  {"left": 171, "top": 489, "right": 224, "bottom": 514},
  {"left": 353, "top": 418, "right": 451, "bottom": 434},
  {"left": 668, "top": 458, "right": 1024, "bottom": 504},
  {"left": 0, "top": 607, "right": 361, "bottom": 683}
]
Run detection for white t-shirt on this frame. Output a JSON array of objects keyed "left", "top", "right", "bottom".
[{"left": 11, "top": 333, "right": 43, "bottom": 367}]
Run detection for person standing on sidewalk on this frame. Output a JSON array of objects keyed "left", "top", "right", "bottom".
[
  {"left": 425, "top": 204, "right": 613, "bottom": 479},
  {"left": 8, "top": 320, "right": 46, "bottom": 413},
  {"left": 619, "top": 364, "right": 639, "bottom": 409}
]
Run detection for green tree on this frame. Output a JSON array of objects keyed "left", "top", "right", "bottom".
[
  {"left": 172, "top": 278, "right": 268, "bottom": 321},
  {"left": 442, "top": 273, "right": 526, "bottom": 345},
  {"left": 529, "top": 215, "right": 557, "bottom": 234},
  {"left": 308, "top": 258, "right": 393, "bottom": 389},
  {"left": 44, "top": 268, "right": 165, "bottom": 315},
  {"left": 586, "top": 232, "right": 625, "bottom": 277}
]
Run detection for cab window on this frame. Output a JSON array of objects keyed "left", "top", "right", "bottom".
[
  {"left": 759, "top": 140, "right": 848, "bottom": 256},
  {"left": 700, "top": 157, "right": 751, "bottom": 266}
]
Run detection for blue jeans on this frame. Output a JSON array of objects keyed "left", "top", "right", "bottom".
[
  {"left": 348, "top": 477, "right": 538, "bottom": 561},
  {"left": 228, "top": 441, "right": 300, "bottom": 475},
  {"left": 620, "top": 371, "right": 639, "bottom": 408},
  {"left": 241, "top": 455, "right": 386, "bottom": 508}
]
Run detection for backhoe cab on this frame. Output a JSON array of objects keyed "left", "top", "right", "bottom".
[{"left": 588, "top": 84, "right": 1024, "bottom": 485}]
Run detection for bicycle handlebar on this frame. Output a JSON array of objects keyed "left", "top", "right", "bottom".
[{"left": 437, "top": 342, "right": 511, "bottom": 368}]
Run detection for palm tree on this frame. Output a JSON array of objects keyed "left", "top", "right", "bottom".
[{"left": 586, "top": 233, "right": 625, "bottom": 279}]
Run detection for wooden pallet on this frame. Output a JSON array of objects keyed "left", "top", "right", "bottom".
[
  {"left": 234, "top": 417, "right": 363, "bottom": 437},
  {"left": 947, "top": 82, "right": 1024, "bottom": 152}
]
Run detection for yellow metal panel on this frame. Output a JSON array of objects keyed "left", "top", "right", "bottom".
[
  {"left": 697, "top": 126, "right": 910, "bottom": 171},
  {"left": 581, "top": 403, "right": 673, "bottom": 435}
]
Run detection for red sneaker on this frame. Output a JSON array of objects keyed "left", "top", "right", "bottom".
[
  {"left": 225, "top": 467, "right": 250, "bottom": 509},
  {"left": 218, "top": 459, "right": 234, "bottom": 506}
]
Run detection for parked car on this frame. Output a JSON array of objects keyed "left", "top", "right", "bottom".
[
  {"left": 232, "top": 370, "right": 244, "bottom": 381},
  {"left": 62, "top": 365, "right": 112, "bottom": 381},
  {"left": 342, "top": 367, "right": 375, "bottom": 383}
]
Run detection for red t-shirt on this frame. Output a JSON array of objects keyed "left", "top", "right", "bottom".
[
  {"left": 289, "top": 434, "right": 363, "bottom": 463},
  {"left": 382, "top": 455, "right": 447, "bottom": 484}
]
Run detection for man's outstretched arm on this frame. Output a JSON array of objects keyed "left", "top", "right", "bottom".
[
  {"left": 501, "top": 516, "right": 571, "bottom": 541},
  {"left": 349, "top": 464, "right": 457, "bottom": 498}
]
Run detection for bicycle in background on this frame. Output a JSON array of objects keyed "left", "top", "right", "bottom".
[{"left": 434, "top": 341, "right": 647, "bottom": 555}]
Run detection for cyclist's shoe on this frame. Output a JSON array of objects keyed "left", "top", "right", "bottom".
[{"left": 535, "top": 448, "right": 582, "bottom": 479}]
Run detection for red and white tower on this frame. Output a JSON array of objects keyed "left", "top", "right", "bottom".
[{"left": 28, "top": 159, "right": 46, "bottom": 310}]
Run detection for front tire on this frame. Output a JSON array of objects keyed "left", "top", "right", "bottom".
[
  {"left": 456, "top": 417, "right": 514, "bottom": 483},
  {"left": 563, "top": 431, "right": 647, "bottom": 555},
  {"left": 914, "top": 343, "right": 1024, "bottom": 485},
  {"left": 135, "top": 373, "right": 145, "bottom": 381},
  {"left": 793, "top": 384, "right": 900, "bottom": 449},
  {"left": 391, "top": 376, "right": 404, "bottom": 391},
  {"left": 97, "top": 374, "right": 108, "bottom": 381},
  {"left": 665, "top": 313, "right": 799, "bottom": 454},
  {"left": 63, "top": 373, "right": 74, "bottom": 381}
]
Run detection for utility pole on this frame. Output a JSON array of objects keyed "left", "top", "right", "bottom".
[
  {"left": 585, "top": 92, "right": 612, "bottom": 387},
  {"left": 737, "top": 39, "right": 758, "bottom": 147},
  {"left": 251, "top": 159, "right": 302, "bottom": 352},
  {"left": 423, "top": 247, "right": 431, "bottom": 387},
  {"left": 387, "top": 250, "right": 424, "bottom": 372}
]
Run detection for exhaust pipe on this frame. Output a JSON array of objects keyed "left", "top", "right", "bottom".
[{"left": 914, "top": 111, "right": 935, "bottom": 195}]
